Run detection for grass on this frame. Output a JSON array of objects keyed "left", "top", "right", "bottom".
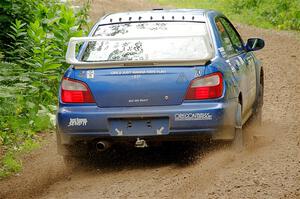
[{"left": 0, "top": 139, "right": 40, "bottom": 179}]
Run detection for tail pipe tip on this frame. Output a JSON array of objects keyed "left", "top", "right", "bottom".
[{"left": 95, "top": 141, "right": 111, "bottom": 152}]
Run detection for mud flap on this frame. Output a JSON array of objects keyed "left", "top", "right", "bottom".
[
  {"left": 56, "top": 128, "right": 88, "bottom": 157},
  {"left": 252, "top": 84, "right": 263, "bottom": 126},
  {"left": 212, "top": 101, "right": 237, "bottom": 141},
  {"left": 233, "top": 103, "right": 244, "bottom": 150},
  {"left": 56, "top": 130, "right": 68, "bottom": 156}
]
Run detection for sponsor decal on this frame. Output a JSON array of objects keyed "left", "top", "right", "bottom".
[
  {"left": 132, "top": 74, "right": 141, "bottom": 79},
  {"left": 231, "top": 65, "right": 236, "bottom": 73},
  {"left": 238, "top": 57, "right": 244, "bottom": 65},
  {"left": 128, "top": 98, "right": 149, "bottom": 103},
  {"left": 68, "top": 118, "right": 88, "bottom": 127},
  {"left": 218, "top": 47, "right": 226, "bottom": 57},
  {"left": 175, "top": 113, "right": 213, "bottom": 121},
  {"left": 227, "top": 60, "right": 236, "bottom": 73},
  {"left": 235, "top": 59, "right": 240, "bottom": 67},
  {"left": 110, "top": 70, "right": 166, "bottom": 75},
  {"left": 87, "top": 70, "right": 94, "bottom": 79}
]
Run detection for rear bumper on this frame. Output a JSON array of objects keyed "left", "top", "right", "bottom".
[{"left": 57, "top": 100, "right": 238, "bottom": 144}]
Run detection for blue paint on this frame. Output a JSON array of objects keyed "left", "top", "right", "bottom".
[{"left": 57, "top": 9, "right": 264, "bottom": 144}]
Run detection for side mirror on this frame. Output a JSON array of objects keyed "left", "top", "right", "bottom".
[{"left": 245, "top": 38, "right": 265, "bottom": 51}]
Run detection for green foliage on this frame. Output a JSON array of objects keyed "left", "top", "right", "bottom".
[
  {"left": 0, "top": 0, "right": 39, "bottom": 51},
  {"left": 0, "top": 152, "right": 22, "bottom": 178},
  {"left": 6, "top": 20, "right": 30, "bottom": 64},
  {"left": 153, "top": 0, "right": 300, "bottom": 31},
  {"left": 0, "top": 0, "right": 90, "bottom": 178},
  {"left": 0, "top": 139, "right": 39, "bottom": 178}
]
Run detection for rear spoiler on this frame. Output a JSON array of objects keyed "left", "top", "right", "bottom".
[{"left": 66, "top": 35, "right": 214, "bottom": 69}]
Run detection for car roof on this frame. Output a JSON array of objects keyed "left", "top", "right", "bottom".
[{"left": 98, "top": 9, "right": 218, "bottom": 24}]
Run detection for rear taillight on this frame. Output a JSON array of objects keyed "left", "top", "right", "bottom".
[
  {"left": 185, "top": 72, "right": 223, "bottom": 100},
  {"left": 61, "top": 78, "right": 95, "bottom": 103}
]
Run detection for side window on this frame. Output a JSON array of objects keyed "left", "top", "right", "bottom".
[
  {"left": 215, "top": 18, "right": 235, "bottom": 57},
  {"left": 219, "top": 18, "right": 244, "bottom": 54}
]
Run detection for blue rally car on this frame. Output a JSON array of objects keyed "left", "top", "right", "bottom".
[{"left": 56, "top": 9, "right": 264, "bottom": 159}]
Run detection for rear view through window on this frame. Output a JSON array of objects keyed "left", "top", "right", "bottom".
[{"left": 81, "top": 22, "right": 213, "bottom": 63}]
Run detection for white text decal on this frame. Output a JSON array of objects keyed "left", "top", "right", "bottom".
[
  {"left": 175, "top": 113, "right": 212, "bottom": 121},
  {"left": 68, "top": 118, "right": 88, "bottom": 127}
]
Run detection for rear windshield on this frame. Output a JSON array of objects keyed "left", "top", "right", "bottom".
[{"left": 81, "top": 22, "right": 212, "bottom": 62}]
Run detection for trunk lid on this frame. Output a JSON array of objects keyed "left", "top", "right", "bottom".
[{"left": 74, "top": 66, "right": 205, "bottom": 107}]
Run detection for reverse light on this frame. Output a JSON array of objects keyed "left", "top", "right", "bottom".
[
  {"left": 61, "top": 78, "right": 95, "bottom": 103},
  {"left": 185, "top": 72, "right": 223, "bottom": 100}
]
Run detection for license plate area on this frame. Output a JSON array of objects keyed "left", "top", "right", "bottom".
[{"left": 109, "top": 117, "right": 169, "bottom": 136}]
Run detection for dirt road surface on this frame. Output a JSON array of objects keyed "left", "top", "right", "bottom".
[{"left": 0, "top": 1, "right": 299, "bottom": 198}]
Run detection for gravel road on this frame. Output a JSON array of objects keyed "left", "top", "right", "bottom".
[{"left": 0, "top": 1, "right": 299, "bottom": 198}]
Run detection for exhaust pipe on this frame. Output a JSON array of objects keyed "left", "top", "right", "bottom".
[{"left": 95, "top": 141, "right": 110, "bottom": 152}]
